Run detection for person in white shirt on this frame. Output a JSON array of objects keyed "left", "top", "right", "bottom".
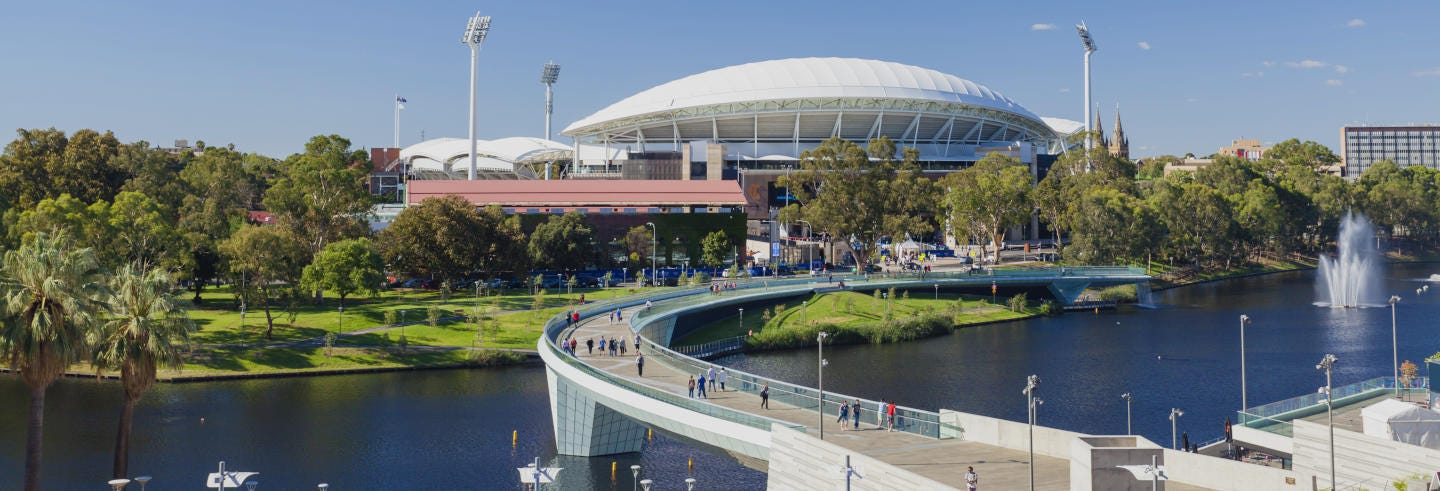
[
  {"left": 706, "top": 366, "right": 717, "bottom": 392},
  {"left": 965, "top": 466, "right": 978, "bottom": 490},
  {"left": 716, "top": 368, "right": 727, "bottom": 391}
]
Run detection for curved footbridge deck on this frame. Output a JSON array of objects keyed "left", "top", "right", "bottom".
[{"left": 539, "top": 269, "right": 1296, "bottom": 490}]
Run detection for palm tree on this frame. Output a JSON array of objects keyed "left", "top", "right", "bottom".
[
  {"left": 0, "top": 231, "right": 105, "bottom": 491},
  {"left": 92, "top": 263, "right": 195, "bottom": 478}
]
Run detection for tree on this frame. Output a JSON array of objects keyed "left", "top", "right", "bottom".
[
  {"left": 528, "top": 212, "right": 593, "bottom": 271},
  {"left": 0, "top": 231, "right": 106, "bottom": 491},
  {"left": 261, "top": 135, "right": 373, "bottom": 264},
  {"left": 777, "top": 137, "right": 936, "bottom": 272},
  {"left": 624, "top": 225, "right": 654, "bottom": 265},
  {"left": 1067, "top": 188, "right": 1163, "bottom": 264},
  {"left": 939, "top": 152, "right": 1033, "bottom": 264},
  {"left": 301, "top": 238, "right": 384, "bottom": 308},
  {"left": 700, "top": 230, "right": 731, "bottom": 267},
  {"left": 115, "top": 142, "right": 186, "bottom": 214},
  {"left": 1266, "top": 139, "right": 1340, "bottom": 171},
  {"left": 379, "top": 196, "right": 523, "bottom": 285},
  {"left": 178, "top": 147, "right": 255, "bottom": 302},
  {"left": 0, "top": 128, "right": 127, "bottom": 210},
  {"left": 219, "top": 225, "right": 309, "bottom": 339},
  {"left": 104, "top": 191, "right": 182, "bottom": 270},
  {"left": 91, "top": 264, "right": 195, "bottom": 478}
]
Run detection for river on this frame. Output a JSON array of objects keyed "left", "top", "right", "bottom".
[{"left": 2, "top": 262, "right": 1436, "bottom": 489}]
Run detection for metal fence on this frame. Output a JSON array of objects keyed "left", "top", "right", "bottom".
[
  {"left": 673, "top": 335, "right": 748, "bottom": 359},
  {"left": 641, "top": 336, "right": 943, "bottom": 439},
  {"left": 1236, "top": 376, "right": 1431, "bottom": 437}
]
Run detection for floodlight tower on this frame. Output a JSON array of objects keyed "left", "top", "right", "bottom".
[
  {"left": 461, "top": 12, "right": 493, "bottom": 181},
  {"left": 541, "top": 62, "right": 561, "bottom": 179},
  {"left": 1076, "top": 21, "right": 1097, "bottom": 151}
]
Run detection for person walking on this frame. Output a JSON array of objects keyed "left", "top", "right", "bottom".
[
  {"left": 610, "top": 339, "right": 617, "bottom": 356},
  {"left": 760, "top": 383, "right": 770, "bottom": 409},
  {"left": 619, "top": 338, "right": 627, "bottom": 356},
  {"left": 851, "top": 399, "right": 861, "bottom": 430},
  {"left": 836, "top": 400, "right": 850, "bottom": 430},
  {"left": 706, "top": 366, "right": 717, "bottom": 392},
  {"left": 697, "top": 373, "right": 708, "bottom": 399},
  {"left": 636, "top": 352, "right": 645, "bottom": 377},
  {"left": 586, "top": 338, "right": 594, "bottom": 355},
  {"left": 687, "top": 376, "right": 696, "bottom": 398},
  {"left": 717, "top": 368, "right": 728, "bottom": 391},
  {"left": 965, "top": 466, "right": 979, "bottom": 490}
]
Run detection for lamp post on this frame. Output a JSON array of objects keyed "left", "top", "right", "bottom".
[
  {"left": 639, "top": 479, "right": 653, "bottom": 491},
  {"left": 630, "top": 465, "right": 641, "bottom": 491},
  {"left": 738, "top": 308, "right": 744, "bottom": 334},
  {"left": 685, "top": 477, "right": 696, "bottom": 491},
  {"left": 107, "top": 478, "right": 131, "bottom": 491},
  {"left": 1389, "top": 295, "right": 1401, "bottom": 397},
  {"left": 1317, "top": 353, "right": 1338, "bottom": 489},
  {"left": 934, "top": 283, "right": 939, "bottom": 300},
  {"left": 1239, "top": 314, "right": 1251, "bottom": 412},
  {"left": 817, "top": 331, "right": 830, "bottom": 439},
  {"left": 133, "top": 476, "right": 152, "bottom": 491},
  {"left": 646, "top": 222, "right": 657, "bottom": 287},
  {"left": 246, "top": 481, "right": 258, "bottom": 491},
  {"left": 338, "top": 305, "right": 344, "bottom": 334},
  {"left": 1075, "top": 21, "right": 1098, "bottom": 153},
  {"left": 1023, "top": 374, "right": 1040, "bottom": 491},
  {"left": 460, "top": 11, "right": 493, "bottom": 181},
  {"left": 1169, "top": 408, "right": 1184, "bottom": 450},
  {"left": 1121, "top": 392, "right": 1133, "bottom": 435}
]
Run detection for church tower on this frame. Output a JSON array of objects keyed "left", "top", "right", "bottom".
[
  {"left": 1091, "top": 105, "right": 1109, "bottom": 150},
  {"left": 1109, "top": 105, "right": 1129, "bottom": 159}
]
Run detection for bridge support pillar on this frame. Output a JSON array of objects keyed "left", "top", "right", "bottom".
[
  {"left": 1047, "top": 279, "right": 1092, "bottom": 306},
  {"left": 547, "top": 370, "right": 648, "bottom": 456}
]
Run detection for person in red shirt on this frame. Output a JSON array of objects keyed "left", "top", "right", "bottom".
[{"left": 887, "top": 402, "right": 897, "bottom": 431}]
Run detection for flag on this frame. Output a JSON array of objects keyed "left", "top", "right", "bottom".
[{"left": 396, "top": 95, "right": 407, "bottom": 109}]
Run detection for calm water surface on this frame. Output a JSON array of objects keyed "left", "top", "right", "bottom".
[{"left": 2, "top": 262, "right": 1437, "bottom": 489}]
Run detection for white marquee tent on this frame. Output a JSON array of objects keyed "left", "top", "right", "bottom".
[{"left": 1361, "top": 398, "right": 1440, "bottom": 449}]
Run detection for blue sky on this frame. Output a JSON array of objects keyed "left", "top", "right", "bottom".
[{"left": 3, "top": 0, "right": 1438, "bottom": 159}]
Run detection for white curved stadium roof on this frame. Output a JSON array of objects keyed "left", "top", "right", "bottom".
[
  {"left": 399, "top": 137, "right": 625, "bottom": 179},
  {"left": 567, "top": 58, "right": 1040, "bottom": 132},
  {"left": 561, "top": 57, "right": 1058, "bottom": 157}
]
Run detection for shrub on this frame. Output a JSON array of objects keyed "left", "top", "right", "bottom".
[{"left": 1008, "top": 293, "right": 1028, "bottom": 312}]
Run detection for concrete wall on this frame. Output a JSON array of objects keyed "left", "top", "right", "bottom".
[
  {"left": 1162, "top": 449, "right": 1299, "bottom": 491},
  {"left": 766, "top": 425, "right": 956, "bottom": 491},
  {"left": 1070, "top": 436, "right": 1165, "bottom": 491},
  {"left": 1293, "top": 419, "right": 1440, "bottom": 490},
  {"left": 939, "top": 409, "right": 1084, "bottom": 459}
]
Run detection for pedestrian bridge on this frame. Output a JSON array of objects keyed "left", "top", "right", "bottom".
[{"left": 537, "top": 268, "right": 1159, "bottom": 479}]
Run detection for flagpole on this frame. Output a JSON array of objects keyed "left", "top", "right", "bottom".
[{"left": 393, "top": 95, "right": 400, "bottom": 149}]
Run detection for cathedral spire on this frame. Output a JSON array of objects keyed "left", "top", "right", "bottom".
[
  {"left": 1092, "top": 104, "right": 1108, "bottom": 149},
  {"left": 1109, "top": 103, "right": 1129, "bottom": 159}
]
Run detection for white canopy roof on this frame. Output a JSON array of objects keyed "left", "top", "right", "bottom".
[
  {"left": 1362, "top": 398, "right": 1440, "bottom": 449},
  {"left": 564, "top": 57, "right": 1042, "bottom": 135}
]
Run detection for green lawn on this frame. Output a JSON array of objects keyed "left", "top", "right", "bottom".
[
  {"left": 675, "top": 290, "right": 1034, "bottom": 345},
  {"left": 333, "top": 304, "right": 571, "bottom": 350},
  {"left": 183, "top": 285, "right": 636, "bottom": 346}
]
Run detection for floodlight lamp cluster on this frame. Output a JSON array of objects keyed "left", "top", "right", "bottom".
[
  {"left": 541, "top": 62, "right": 561, "bottom": 84},
  {"left": 1169, "top": 408, "right": 1184, "bottom": 420},
  {"left": 1076, "top": 21, "right": 1097, "bottom": 52},
  {"left": 1023, "top": 374, "right": 1040, "bottom": 396},
  {"left": 1316, "top": 353, "right": 1338, "bottom": 371},
  {"left": 461, "top": 13, "right": 492, "bottom": 46}
]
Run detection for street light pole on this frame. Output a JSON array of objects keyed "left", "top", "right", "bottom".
[
  {"left": 1023, "top": 374, "right": 1040, "bottom": 491},
  {"left": 1240, "top": 314, "right": 1251, "bottom": 411},
  {"left": 338, "top": 305, "right": 344, "bottom": 334},
  {"left": 817, "top": 331, "right": 829, "bottom": 439},
  {"left": 797, "top": 219, "right": 812, "bottom": 271},
  {"left": 1076, "top": 21, "right": 1098, "bottom": 153},
  {"left": 1121, "top": 392, "right": 1133, "bottom": 435},
  {"left": 1390, "top": 295, "right": 1401, "bottom": 397},
  {"left": 1317, "top": 353, "right": 1338, "bottom": 489},
  {"left": 630, "top": 464, "right": 640, "bottom": 491},
  {"left": 1169, "top": 408, "right": 1184, "bottom": 450}
]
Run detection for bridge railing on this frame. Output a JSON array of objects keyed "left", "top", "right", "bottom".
[
  {"left": 543, "top": 310, "right": 806, "bottom": 433},
  {"left": 1236, "top": 376, "right": 1430, "bottom": 436},
  {"left": 641, "top": 337, "right": 943, "bottom": 439}
]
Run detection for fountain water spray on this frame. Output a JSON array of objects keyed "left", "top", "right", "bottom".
[{"left": 1316, "top": 212, "right": 1381, "bottom": 308}]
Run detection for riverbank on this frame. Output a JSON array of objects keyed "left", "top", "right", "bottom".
[{"left": 1149, "top": 255, "right": 1318, "bottom": 291}]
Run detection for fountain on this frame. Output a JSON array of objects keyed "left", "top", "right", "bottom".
[{"left": 1316, "top": 212, "right": 1381, "bottom": 308}]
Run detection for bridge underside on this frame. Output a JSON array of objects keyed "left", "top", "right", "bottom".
[{"left": 549, "top": 373, "right": 648, "bottom": 456}]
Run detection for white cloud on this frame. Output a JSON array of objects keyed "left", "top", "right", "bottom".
[
  {"left": 1334, "top": 65, "right": 1349, "bottom": 73},
  {"left": 1058, "top": 87, "right": 1071, "bottom": 93},
  {"left": 1284, "top": 60, "right": 1330, "bottom": 69},
  {"left": 1262, "top": 61, "right": 1276, "bottom": 67},
  {"left": 1346, "top": 18, "right": 1366, "bottom": 27},
  {"left": 1137, "top": 41, "right": 1151, "bottom": 50},
  {"left": 1325, "top": 79, "right": 1344, "bottom": 86},
  {"left": 1241, "top": 71, "right": 1264, "bottom": 78},
  {"left": 1031, "top": 23, "right": 1056, "bottom": 31},
  {"left": 1413, "top": 67, "right": 1440, "bottom": 77}
]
